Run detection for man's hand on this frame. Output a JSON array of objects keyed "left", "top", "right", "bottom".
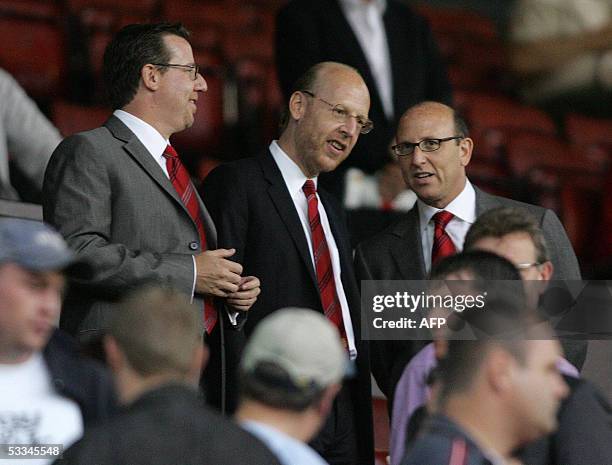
[
  {"left": 194, "top": 248, "right": 242, "bottom": 297},
  {"left": 227, "top": 275, "right": 261, "bottom": 312}
]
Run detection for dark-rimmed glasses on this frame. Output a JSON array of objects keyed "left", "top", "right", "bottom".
[
  {"left": 301, "top": 90, "right": 373, "bottom": 134},
  {"left": 391, "top": 136, "right": 463, "bottom": 157},
  {"left": 151, "top": 63, "right": 200, "bottom": 80}
]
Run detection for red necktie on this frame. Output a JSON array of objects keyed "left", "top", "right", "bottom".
[
  {"left": 431, "top": 210, "right": 457, "bottom": 266},
  {"left": 163, "top": 145, "right": 217, "bottom": 334},
  {"left": 302, "top": 180, "right": 347, "bottom": 347}
]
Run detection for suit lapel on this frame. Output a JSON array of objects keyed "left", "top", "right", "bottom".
[
  {"left": 390, "top": 207, "right": 426, "bottom": 279},
  {"left": 259, "top": 153, "right": 318, "bottom": 288},
  {"left": 104, "top": 116, "right": 215, "bottom": 247}
]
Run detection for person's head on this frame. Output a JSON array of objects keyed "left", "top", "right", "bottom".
[
  {"left": 104, "top": 286, "right": 206, "bottom": 403},
  {"left": 432, "top": 252, "right": 568, "bottom": 448},
  {"left": 392, "top": 102, "right": 473, "bottom": 209},
  {"left": 0, "top": 219, "right": 85, "bottom": 363},
  {"left": 428, "top": 251, "right": 526, "bottom": 358},
  {"left": 238, "top": 308, "right": 347, "bottom": 441},
  {"left": 103, "top": 22, "right": 207, "bottom": 138},
  {"left": 278, "top": 62, "right": 371, "bottom": 178},
  {"left": 440, "top": 322, "right": 568, "bottom": 446},
  {"left": 464, "top": 207, "right": 553, "bottom": 282}
]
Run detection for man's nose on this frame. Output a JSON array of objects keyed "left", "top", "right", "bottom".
[{"left": 195, "top": 73, "right": 207, "bottom": 92}]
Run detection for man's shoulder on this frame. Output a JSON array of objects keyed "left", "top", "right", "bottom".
[
  {"left": 477, "top": 188, "right": 548, "bottom": 219},
  {"left": 402, "top": 423, "right": 487, "bottom": 465},
  {"left": 356, "top": 207, "right": 418, "bottom": 255}
]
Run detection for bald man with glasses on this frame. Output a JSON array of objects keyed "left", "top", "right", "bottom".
[{"left": 354, "top": 101, "right": 583, "bottom": 407}]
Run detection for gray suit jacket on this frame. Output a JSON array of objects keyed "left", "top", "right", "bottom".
[
  {"left": 43, "top": 116, "right": 215, "bottom": 336},
  {"left": 354, "top": 186, "right": 583, "bottom": 400}
]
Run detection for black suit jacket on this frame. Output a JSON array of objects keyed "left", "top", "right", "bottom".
[
  {"left": 354, "top": 187, "right": 584, "bottom": 400},
  {"left": 276, "top": 0, "right": 452, "bottom": 197},
  {"left": 56, "top": 384, "right": 281, "bottom": 465},
  {"left": 202, "top": 151, "right": 374, "bottom": 464}
]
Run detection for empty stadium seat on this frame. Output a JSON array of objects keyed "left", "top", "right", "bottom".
[{"left": 51, "top": 100, "right": 110, "bottom": 137}]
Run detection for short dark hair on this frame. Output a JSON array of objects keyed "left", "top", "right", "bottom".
[
  {"left": 453, "top": 109, "right": 469, "bottom": 138},
  {"left": 464, "top": 207, "right": 550, "bottom": 264},
  {"left": 103, "top": 22, "right": 190, "bottom": 109},
  {"left": 239, "top": 362, "right": 325, "bottom": 412},
  {"left": 430, "top": 250, "right": 522, "bottom": 282}
]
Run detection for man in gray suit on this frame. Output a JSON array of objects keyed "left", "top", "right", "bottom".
[
  {"left": 354, "top": 101, "right": 583, "bottom": 404},
  {"left": 43, "top": 23, "right": 260, "bottom": 411}
]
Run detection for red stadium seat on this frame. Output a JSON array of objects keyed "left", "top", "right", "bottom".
[
  {"left": 0, "top": 17, "right": 67, "bottom": 101},
  {"left": 0, "top": 0, "right": 60, "bottom": 19},
  {"left": 464, "top": 94, "right": 557, "bottom": 161},
  {"left": 66, "top": 0, "right": 160, "bottom": 16},
  {"left": 51, "top": 100, "right": 110, "bottom": 137},
  {"left": 565, "top": 113, "right": 612, "bottom": 155}
]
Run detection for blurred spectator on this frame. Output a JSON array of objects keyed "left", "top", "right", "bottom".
[
  {"left": 236, "top": 308, "right": 348, "bottom": 465},
  {"left": 57, "top": 286, "right": 280, "bottom": 465},
  {"left": 0, "top": 219, "right": 115, "bottom": 463},
  {"left": 0, "top": 68, "right": 61, "bottom": 201},
  {"left": 344, "top": 164, "right": 416, "bottom": 211},
  {"left": 509, "top": 0, "right": 612, "bottom": 119},
  {"left": 276, "top": 0, "right": 452, "bottom": 201},
  {"left": 400, "top": 258, "right": 569, "bottom": 465}
]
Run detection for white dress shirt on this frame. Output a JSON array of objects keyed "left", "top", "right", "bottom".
[
  {"left": 270, "top": 141, "right": 357, "bottom": 359},
  {"left": 339, "top": 0, "right": 394, "bottom": 120},
  {"left": 418, "top": 180, "right": 477, "bottom": 274},
  {"left": 113, "top": 110, "right": 198, "bottom": 298}
]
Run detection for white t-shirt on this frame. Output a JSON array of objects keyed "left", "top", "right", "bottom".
[{"left": 0, "top": 353, "right": 83, "bottom": 465}]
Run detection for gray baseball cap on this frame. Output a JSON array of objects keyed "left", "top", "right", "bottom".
[
  {"left": 0, "top": 218, "right": 88, "bottom": 274},
  {"left": 241, "top": 308, "right": 350, "bottom": 392}
]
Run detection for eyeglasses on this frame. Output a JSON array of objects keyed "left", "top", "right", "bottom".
[
  {"left": 151, "top": 63, "right": 200, "bottom": 80},
  {"left": 301, "top": 90, "right": 373, "bottom": 134},
  {"left": 391, "top": 136, "right": 463, "bottom": 157},
  {"left": 515, "top": 262, "right": 542, "bottom": 271}
]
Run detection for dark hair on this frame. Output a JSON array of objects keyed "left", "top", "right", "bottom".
[
  {"left": 429, "top": 250, "right": 522, "bottom": 282},
  {"left": 239, "top": 362, "right": 325, "bottom": 412},
  {"left": 453, "top": 109, "right": 469, "bottom": 138},
  {"left": 464, "top": 207, "right": 550, "bottom": 264},
  {"left": 103, "top": 22, "right": 190, "bottom": 109}
]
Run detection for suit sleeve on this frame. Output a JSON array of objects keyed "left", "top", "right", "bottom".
[
  {"left": 43, "top": 135, "right": 194, "bottom": 298},
  {"left": 542, "top": 209, "right": 582, "bottom": 280},
  {"left": 275, "top": 4, "right": 323, "bottom": 101},
  {"left": 354, "top": 243, "right": 394, "bottom": 398}
]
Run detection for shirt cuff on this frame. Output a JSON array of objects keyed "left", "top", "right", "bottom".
[{"left": 190, "top": 255, "right": 197, "bottom": 302}]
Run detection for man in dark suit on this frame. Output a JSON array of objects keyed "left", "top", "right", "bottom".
[
  {"left": 354, "top": 101, "right": 583, "bottom": 404},
  {"left": 202, "top": 62, "right": 374, "bottom": 465},
  {"left": 276, "top": 0, "right": 452, "bottom": 199},
  {"left": 43, "top": 22, "right": 259, "bottom": 411},
  {"left": 57, "top": 286, "right": 280, "bottom": 465}
]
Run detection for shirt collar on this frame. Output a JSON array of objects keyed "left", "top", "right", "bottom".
[
  {"left": 113, "top": 109, "right": 169, "bottom": 158},
  {"left": 269, "top": 140, "right": 316, "bottom": 198},
  {"left": 339, "top": 0, "right": 387, "bottom": 14},
  {"left": 417, "top": 179, "right": 477, "bottom": 231}
]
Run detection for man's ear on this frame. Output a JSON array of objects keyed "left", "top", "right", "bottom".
[
  {"left": 458, "top": 137, "right": 474, "bottom": 167},
  {"left": 288, "top": 91, "right": 307, "bottom": 121},
  {"left": 104, "top": 335, "right": 124, "bottom": 373},
  {"left": 141, "top": 64, "right": 161, "bottom": 91},
  {"left": 539, "top": 260, "right": 554, "bottom": 282},
  {"left": 187, "top": 343, "right": 208, "bottom": 386},
  {"left": 316, "top": 383, "right": 341, "bottom": 418}
]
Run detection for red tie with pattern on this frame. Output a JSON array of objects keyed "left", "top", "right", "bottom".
[
  {"left": 431, "top": 210, "right": 457, "bottom": 266},
  {"left": 302, "top": 180, "right": 348, "bottom": 348},
  {"left": 163, "top": 145, "right": 217, "bottom": 334}
]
